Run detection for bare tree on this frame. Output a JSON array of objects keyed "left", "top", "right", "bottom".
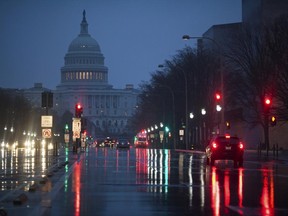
[
  {"left": 225, "top": 25, "right": 279, "bottom": 153},
  {"left": 131, "top": 46, "right": 219, "bottom": 149},
  {"left": 266, "top": 14, "right": 288, "bottom": 120}
]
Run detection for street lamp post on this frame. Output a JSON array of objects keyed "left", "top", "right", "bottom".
[
  {"left": 158, "top": 65, "right": 177, "bottom": 149},
  {"left": 174, "top": 66, "right": 189, "bottom": 149},
  {"left": 182, "top": 35, "right": 224, "bottom": 134}
]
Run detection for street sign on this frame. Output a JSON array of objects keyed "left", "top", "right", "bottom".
[
  {"left": 159, "top": 131, "right": 164, "bottom": 143},
  {"left": 64, "top": 134, "right": 69, "bottom": 143},
  {"left": 73, "top": 131, "right": 80, "bottom": 141},
  {"left": 41, "top": 115, "right": 53, "bottom": 128},
  {"left": 42, "top": 128, "right": 52, "bottom": 138},
  {"left": 72, "top": 118, "right": 81, "bottom": 132}
]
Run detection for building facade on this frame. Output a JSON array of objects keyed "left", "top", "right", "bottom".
[
  {"left": 22, "top": 11, "right": 139, "bottom": 138},
  {"left": 198, "top": 0, "right": 288, "bottom": 149},
  {"left": 54, "top": 10, "right": 139, "bottom": 137}
]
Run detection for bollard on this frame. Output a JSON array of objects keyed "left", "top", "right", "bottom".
[
  {"left": 276, "top": 143, "right": 279, "bottom": 157},
  {"left": 13, "top": 193, "right": 28, "bottom": 205}
]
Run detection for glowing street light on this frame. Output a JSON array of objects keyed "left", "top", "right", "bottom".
[
  {"left": 201, "top": 108, "right": 206, "bottom": 115},
  {"left": 189, "top": 112, "right": 194, "bottom": 119},
  {"left": 183, "top": 34, "right": 224, "bottom": 134},
  {"left": 216, "top": 104, "right": 222, "bottom": 112}
]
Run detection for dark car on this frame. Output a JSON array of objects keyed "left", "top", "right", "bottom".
[
  {"left": 104, "top": 137, "right": 116, "bottom": 147},
  {"left": 96, "top": 138, "right": 105, "bottom": 147},
  {"left": 205, "top": 135, "right": 244, "bottom": 167},
  {"left": 116, "top": 138, "right": 130, "bottom": 149}
]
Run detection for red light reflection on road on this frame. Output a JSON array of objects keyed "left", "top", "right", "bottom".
[
  {"left": 72, "top": 163, "right": 81, "bottom": 216},
  {"left": 211, "top": 167, "right": 244, "bottom": 216},
  {"left": 211, "top": 167, "right": 220, "bottom": 216},
  {"left": 224, "top": 171, "right": 230, "bottom": 209},
  {"left": 238, "top": 168, "right": 243, "bottom": 207},
  {"left": 136, "top": 148, "right": 148, "bottom": 185},
  {"left": 261, "top": 169, "right": 274, "bottom": 216}
]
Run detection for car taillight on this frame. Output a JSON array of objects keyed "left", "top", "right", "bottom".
[
  {"left": 239, "top": 142, "right": 244, "bottom": 149},
  {"left": 225, "top": 134, "right": 231, "bottom": 139},
  {"left": 212, "top": 142, "right": 217, "bottom": 149}
]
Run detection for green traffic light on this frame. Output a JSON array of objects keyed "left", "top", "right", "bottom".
[{"left": 165, "top": 126, "right": 169, "bottom": 132}]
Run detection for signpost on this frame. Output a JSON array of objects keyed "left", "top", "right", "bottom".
[
  {"left": 72, "top": 118, "right": 81, "bottom": 141},
  {"left": 41, "top": 115, "right": 53, "bottom": 139},
  {"left": 42, "top": 128, "right": 52, "bottom": 138}
]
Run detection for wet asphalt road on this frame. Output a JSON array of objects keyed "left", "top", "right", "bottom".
[{"left": 1, "top": 146, "right": 288, "bottom": 216}]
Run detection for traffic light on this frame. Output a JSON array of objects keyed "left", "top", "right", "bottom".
[
  {"left": 165, "top": 126, "right": 170, "bottom": 133},
  {"left": 270, "top": 116, "right": 277, "bottom": 126},
  {"left": 215, "top": 92, "right": 221, "bottom": 101},
  {"left": 75, "top": 103, "right": 83, "bottom": 118},
  {"left": 264, "top": 96, "right": 271, "bottom": 106},
  {"left": 226, "top": 121, "right": 230, "bottom": 129},
  {"left": 42, "top": 91, "right": 53, "bottom": 108}
]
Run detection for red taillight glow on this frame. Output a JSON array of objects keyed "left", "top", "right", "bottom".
[
  {"left": 239, "top": 142, "right": 244, "bottom": 149},
  {"left": 225, "top": 134, "right": 231, "bottom": 139},
  {"left": 212, "top": 142, "right": 217, "bottom": 149}
]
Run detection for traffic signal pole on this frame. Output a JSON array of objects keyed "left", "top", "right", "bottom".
[
  {"left": 264, "top": 111, "right": 270, "bottom": 157},
  {"left": 264, "top": 96, "right": 271, "bottom": 157},
  {"left": 72, "top": 103, "right": 83, "bottom": 153}
]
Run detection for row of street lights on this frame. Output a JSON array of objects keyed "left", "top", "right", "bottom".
[
  {"left": 150, "top": 35, "right": 224, "bottom": 150},
  {"left": 182, "top": 35, "right": 224, "bottom": 149}
]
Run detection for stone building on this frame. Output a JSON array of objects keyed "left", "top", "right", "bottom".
[
  {"left": 197, "top": 0, "right": 288, "bottom": 149},
  {"left": 54, "top": 10, "right": 139, "bottom": 137}
]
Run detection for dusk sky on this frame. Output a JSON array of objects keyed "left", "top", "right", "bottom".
[{"left": 0, "top": 0, "right": 241, "bottom": 90}]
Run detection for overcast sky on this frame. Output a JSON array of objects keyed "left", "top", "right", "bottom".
[{"left": 0, "top": 0, "right": 241, "bottom": 90}]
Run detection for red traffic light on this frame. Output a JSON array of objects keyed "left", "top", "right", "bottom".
[
  {"left": 75, "top": 103, "right": 83, "bottom": 118},
  {"left": 265, "top": 98, "right": 271, "bottom": 105},
  {"left": 215, "top": 92, "right": 221, "bottom": 100}
]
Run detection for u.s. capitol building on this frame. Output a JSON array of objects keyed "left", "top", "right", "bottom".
[
  {"left": 25, "top": 11, "right": 139, "bottom": 138},
  {"left": 56, "top": 10, "right": 139, "bottom": 136}
]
